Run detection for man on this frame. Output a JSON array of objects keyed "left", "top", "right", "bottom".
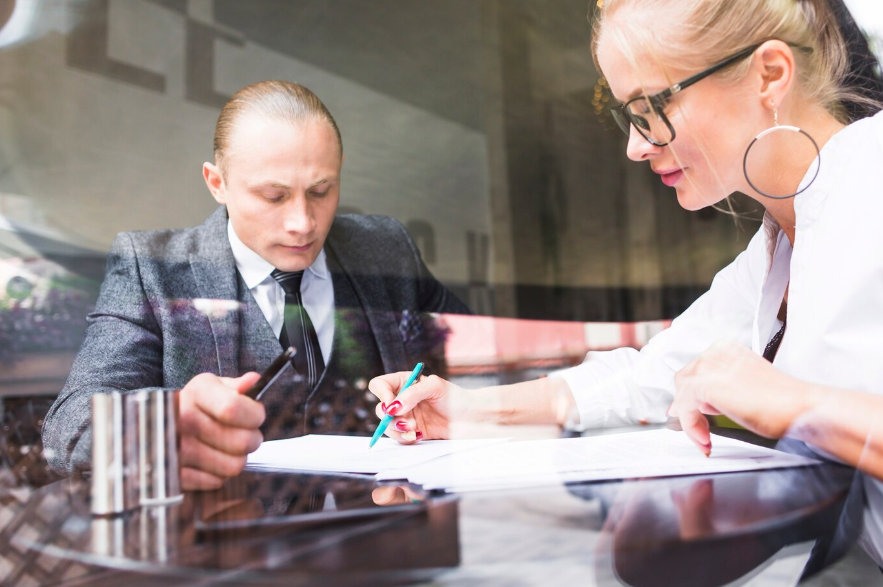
[{"left": 43, "top": 80, "right": 469, "bottom": 490}]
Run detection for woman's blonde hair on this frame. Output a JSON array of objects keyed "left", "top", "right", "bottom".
[
  {"left": 591, "top": 0, "right": 876, "bottom": 123},
  {"left": 213, "top": 80, "right": 342, "bottom": 173}
]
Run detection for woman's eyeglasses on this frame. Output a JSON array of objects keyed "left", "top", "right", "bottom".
[{"left": 610, "top": 42, "right": 811, "bottom": 147}]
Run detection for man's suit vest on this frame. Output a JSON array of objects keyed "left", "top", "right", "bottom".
[{"left": 236, "top": 247, "right": 386, "bottom": 440}]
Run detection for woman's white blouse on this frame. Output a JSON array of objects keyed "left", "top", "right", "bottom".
[{"left": 558, "top": 110, "right": 883, "bottom": 428}]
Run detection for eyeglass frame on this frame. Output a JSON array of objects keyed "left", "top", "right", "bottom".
[{"left": 611, "top": 41, "right": 813, "bottom": 147}]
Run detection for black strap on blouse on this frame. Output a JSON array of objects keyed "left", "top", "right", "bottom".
[{"left": 762, "top": 320, "right": 787, "bottom": 363}]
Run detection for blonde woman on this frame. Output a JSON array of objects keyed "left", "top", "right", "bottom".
[{"left": 369, "top": 0, "right": 883, "bottom": 455}]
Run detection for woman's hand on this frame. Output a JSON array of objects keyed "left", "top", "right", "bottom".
[
  {"left": 372, "top": 484, "right": 425, "bottom": 505},
  {"left": 670, "top": 341, "right": 822, "bottom": 455},
  {"left": 368, "top": 371, "right": 575, "bottom": 444},
  {"left": 368, "top": 372, "right": 468, "bottom": 444}
]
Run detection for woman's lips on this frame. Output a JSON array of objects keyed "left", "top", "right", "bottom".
[{"left": 659, "top": 169, "right": 684, "bottom": 187}]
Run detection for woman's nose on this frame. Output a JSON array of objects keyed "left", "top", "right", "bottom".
[{"left": 625, "top": 126, "right": 661, "bottom": 162}]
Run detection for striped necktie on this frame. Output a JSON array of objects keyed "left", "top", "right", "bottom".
[{"left": 271, "top": 269, "right": 325, "bottom": 387}]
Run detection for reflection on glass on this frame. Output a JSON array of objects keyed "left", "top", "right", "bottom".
[{"left": 0, "top": 1, "right": 881, "bottom": 585}]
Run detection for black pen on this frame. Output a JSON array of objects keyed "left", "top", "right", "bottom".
[{"left": 245, "top": 347, "right": 297, "bottom": 401}]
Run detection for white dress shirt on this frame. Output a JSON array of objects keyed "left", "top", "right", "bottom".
[
  {"left": 227, "top": 221, "right": 335, "bottom": 364},
  {"left": 557, "top": 110, "right": 883, "bottom": 429}
]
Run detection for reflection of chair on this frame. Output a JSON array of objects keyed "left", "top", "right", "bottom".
[
  {"left": 0, "top": 401, "right": 97, "bottom": 586},
  {"left": 0, "top": 397, "right": 62, "bottom": 488},
  {"left": 0, "top": 485, "right": 97, "bottom": 586}
]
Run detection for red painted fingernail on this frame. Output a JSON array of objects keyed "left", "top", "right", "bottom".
[
  {"left": 416, "top": 431, "right": 424, "bottom": 440},
  {"left": 386, "top": 401, "right": 402, "bottom": 416},
  {"left": 395, "top": 420, "right": 409, "bottom": 432},
  {"left": 381, "top": 402, "right": 387, "bottom": 413}
]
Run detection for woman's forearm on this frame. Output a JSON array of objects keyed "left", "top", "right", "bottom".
[
  {"left": 790, "top": 386, "right": 883, "bottom": 480},
  {"left": 467, "top": 377, "right": 576, "bottom": 427}
]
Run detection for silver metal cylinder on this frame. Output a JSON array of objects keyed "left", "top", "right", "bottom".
[
  {"left": 91, "top": 516, "right": 126, "bottom": 557},
  {"left": 137, "top": 390, "right": 183, "bottom": 506},
  {"left": 91, "top": 392, "right": 138, "bottom": 515},
  {"left": 138, "top": 502, "right": 180, "bottom": 562}
]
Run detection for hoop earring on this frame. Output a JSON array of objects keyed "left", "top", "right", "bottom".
[{"left": 742, "top": 102, "right": 821, "bottom": 200}]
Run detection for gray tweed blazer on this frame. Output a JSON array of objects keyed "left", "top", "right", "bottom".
[{"left": 43, "top": 206, "right": 469, "bottom": 473}]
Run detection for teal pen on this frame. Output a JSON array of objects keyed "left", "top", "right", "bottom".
[{"left": 369, "top": 362, "right": 424, "bottom": 448}]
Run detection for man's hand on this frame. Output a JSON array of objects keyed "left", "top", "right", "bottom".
[{"left": 178, "top": 372, "right": 265, "bottom": 490}]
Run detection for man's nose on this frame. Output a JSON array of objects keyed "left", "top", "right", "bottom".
[{"left": 282, "top": 195, "right": 316, "bottom": 235}]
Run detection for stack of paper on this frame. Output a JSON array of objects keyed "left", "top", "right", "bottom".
[
  {"left": 247, "top": 435, "right": 507, "bottom": 474},
  {"left": 247, "top": 430, "right": 820, "bottom": 493},
  {"left": 377, "top": 429, "right": 820, "bottom": 492}
]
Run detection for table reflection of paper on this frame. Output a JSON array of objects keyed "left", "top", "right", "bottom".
[
  {"left": 377, "top": 430, "right": 821, "bottom": 492},
  {"left": 246, "top": 435, "right": 508, "bottom": 474}
]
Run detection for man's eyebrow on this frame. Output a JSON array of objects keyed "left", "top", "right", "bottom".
[
  {"left": 247, "top": 177, "right": 339, "bottom": 190},
  {"left": 248, "top": 181, "right": 291, "bottom": 190},
  {"left": 308, "top": 176, "right": 339, "bottom": 188}
]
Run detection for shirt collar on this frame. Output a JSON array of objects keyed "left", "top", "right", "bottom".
[{"left": 227, "top": 220, "right": 328, "bottom": 289}]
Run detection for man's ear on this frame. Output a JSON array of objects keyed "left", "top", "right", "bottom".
[{"left": 203, "top": 162, "right": 226, "bottom": 205}]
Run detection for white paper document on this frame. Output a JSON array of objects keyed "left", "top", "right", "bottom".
[
  {"left": 246, "top": 434, "right": 507, "bottom": 474},
  {"left": 377, "top": 430, "right": 820, "bottom": 492}
]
